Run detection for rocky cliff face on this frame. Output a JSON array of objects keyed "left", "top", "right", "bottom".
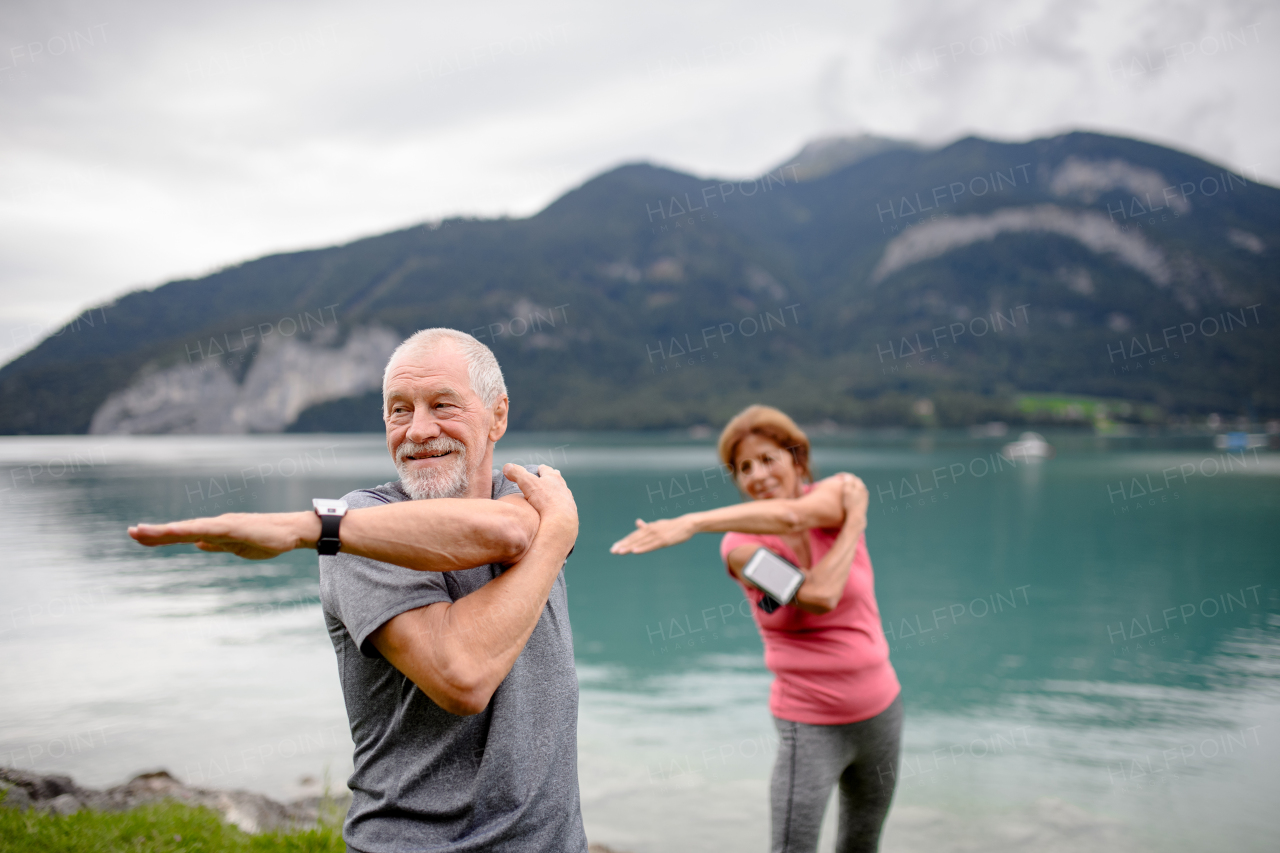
[{"left": 89, "top": 325, "right": 400, "bottom": 435}]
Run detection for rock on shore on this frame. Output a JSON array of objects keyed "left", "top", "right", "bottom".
[
  {"left": 1, "top": 767, "right": 631, "bottom": 851},
  {"left": 0, "top": 766, "right": 347, "bottom": 834}
]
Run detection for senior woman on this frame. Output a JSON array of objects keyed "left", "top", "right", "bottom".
[{"left": 610, "top": 405, "right": 901, "bottom": 853}]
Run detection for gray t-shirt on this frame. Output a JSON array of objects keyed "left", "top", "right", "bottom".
[{"left": 319, "top": 468, "right": 585, "bottom": 853}]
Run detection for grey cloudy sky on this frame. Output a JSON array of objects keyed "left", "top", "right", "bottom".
[{"left": 1, "top": 0, "right": 1275, "bottom": 365}]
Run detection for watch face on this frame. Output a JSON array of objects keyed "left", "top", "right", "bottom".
[{"left": 312, "top": 498, "right": 348, "bottom": 516}]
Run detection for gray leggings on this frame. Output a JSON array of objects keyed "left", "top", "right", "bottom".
[{"left": 770, "top": 693, "right": 903, "bottom": 853}]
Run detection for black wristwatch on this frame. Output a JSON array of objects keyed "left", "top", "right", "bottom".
[{"left": 312, "top": 498, "right": 349, "bottom": 556}]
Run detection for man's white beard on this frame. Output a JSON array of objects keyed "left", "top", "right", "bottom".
[{"left": 395, "top": 436, "right": 470, "bottom": 500}]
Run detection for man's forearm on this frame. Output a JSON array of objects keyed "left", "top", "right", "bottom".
[
  {"left": 434, "top": 522, "right": 575, "bottom": 681},
  {"left": 288, "top": 498, "right": 538, "bottom": 572}
]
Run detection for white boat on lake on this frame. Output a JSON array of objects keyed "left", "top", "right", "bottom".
[{"left": 1002, "top": 431, "right": 1055, "bottom": 461}]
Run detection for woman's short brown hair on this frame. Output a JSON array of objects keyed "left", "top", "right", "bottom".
[{"left": 717, "top": 405, "right": 813, "bottom": 483}]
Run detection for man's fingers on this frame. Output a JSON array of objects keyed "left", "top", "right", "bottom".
[
  {"left": 502, "top": 462, "right": 533, "bottom": 485},
  {"left": 129, "top": 523, "right": 206, "bottom": 545}
]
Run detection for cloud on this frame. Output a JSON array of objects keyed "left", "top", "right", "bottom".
[{"left": 0, "top": 0, "right": 1275, "bottom": 366}]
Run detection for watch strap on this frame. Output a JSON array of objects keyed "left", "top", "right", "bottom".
[{"left": 317, "top": 513, "right": 342, "bottom": 555}]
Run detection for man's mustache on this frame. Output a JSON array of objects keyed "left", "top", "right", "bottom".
[{"left": 396, "top": 436, "right": 467, "bottom": 464}]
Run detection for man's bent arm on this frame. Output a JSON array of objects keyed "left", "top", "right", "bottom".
[{"left": 369, "top": 466, "right": 578, "bottom": 715}]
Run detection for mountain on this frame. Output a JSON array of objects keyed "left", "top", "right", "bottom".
[
  {"left": 770, "top": 133, "right": 920, "bottom": 181},
  {"left": 1, "top": 131, "right": 1276, "bottom": 435}
]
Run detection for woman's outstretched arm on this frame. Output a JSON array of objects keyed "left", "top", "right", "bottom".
[{"left": 609, "top": 473, "right": 866, "bottom": 555}]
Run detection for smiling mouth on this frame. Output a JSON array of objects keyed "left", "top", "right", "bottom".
[{"left": 406, "top": 451, "right": 453, "bottom": 462}]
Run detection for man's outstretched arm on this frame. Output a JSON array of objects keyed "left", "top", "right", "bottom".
[
  {"left": 128, "top": 475, "right": 540, "bottom": 572},
  {"left": 369, "top": 464, "right": 578, "bottom": 715}
]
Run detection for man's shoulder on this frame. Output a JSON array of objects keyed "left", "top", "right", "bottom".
[
  {"left": 341, "top": 481, "right": 409, "bottom": 508},
  {"left": 492, "top": 466, "right": 534, "bottom": 501},
  {"left": 337, "top": 470, "right": 530, "bottom": 507}
]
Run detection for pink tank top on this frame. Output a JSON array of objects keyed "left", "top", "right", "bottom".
[{"left": 720, "top": 485, "right": 900, "bottom": 725}]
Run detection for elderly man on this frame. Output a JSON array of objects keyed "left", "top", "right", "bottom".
[{"left": 129, "top": 328, "right": 586, "bottom": 853}]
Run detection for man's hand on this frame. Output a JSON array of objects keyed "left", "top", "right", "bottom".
[
  {"left": 129, "top": 512, "right": 318, "bottom": 559},
  {"left": 502, "top": 463, "right": 578, "bottom": 543},
  {"left": 609, "top": 516, "right": 696, "bottom": 555}
]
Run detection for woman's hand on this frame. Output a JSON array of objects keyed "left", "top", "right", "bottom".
[
  {"left": 609, "top": 516, "right": 697, "bottom": 554},
  {"left": 841, "top": 474, "right": 868, "bottom": 535}
]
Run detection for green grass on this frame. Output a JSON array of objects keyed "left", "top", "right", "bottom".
[
  {"left": 1014, "top": 393, "right": 1163, "bottom": 424},
  {"left": 0, "top": 799, "right": 344, "bottom": 853}
]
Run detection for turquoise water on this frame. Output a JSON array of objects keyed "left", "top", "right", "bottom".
[{"left": 0, "top": 433, "right": 1276, "bottom": 852}]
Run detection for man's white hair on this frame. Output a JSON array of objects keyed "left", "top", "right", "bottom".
[{"left": 382, "top": 328, "right": 507, "bottom": 408}]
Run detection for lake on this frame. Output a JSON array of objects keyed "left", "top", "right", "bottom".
[{"left": 0, "top": 431, "right": 1276, "bottom": 852}]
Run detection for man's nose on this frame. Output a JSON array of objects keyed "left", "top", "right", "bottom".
[{"left": 406, "top": 409, "right": 441, "bottom": 443}]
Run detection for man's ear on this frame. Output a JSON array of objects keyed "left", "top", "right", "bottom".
[{"left": 488, "top": 394, "right": 510, "bottom": 443}]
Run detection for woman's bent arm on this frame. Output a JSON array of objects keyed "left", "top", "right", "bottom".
[
  {"left": 792, "top": 477, "right": 867, "bottom": 613},
  {"left": 723, "top": 478, "right": 867, "bottom": 614}
]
